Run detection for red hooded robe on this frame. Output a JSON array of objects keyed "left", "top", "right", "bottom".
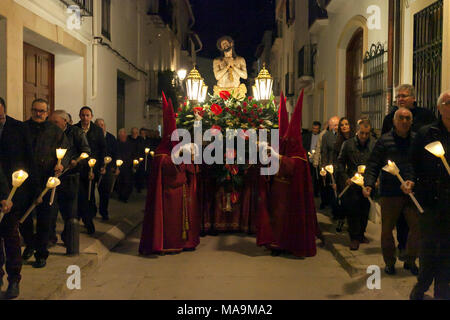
[
  {"left": 269, "top": 90, "right": 320, "bottom": 257},
  {"left": 139, "top": 93, "right": 191, "bottom": 254}
]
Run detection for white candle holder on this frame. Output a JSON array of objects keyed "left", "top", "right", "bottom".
[
  {"left": 425, "top": 141, "right": 450, "bottom": 176},
  {"left": 110, "top": 160, "right": 124, "bottom": 193},
  {"left": 0, "top": 170, "right": 29, "bottom": 223},
  {"left": 88, "top": 159, "right": 97, "bottom": 201},
  {"left": 382, "top": 160, "right": 424, "bottom": 213}
]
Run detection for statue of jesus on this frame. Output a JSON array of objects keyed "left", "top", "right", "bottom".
[{"left": 213, "top": 36, "right": 248, "bottom": 99}]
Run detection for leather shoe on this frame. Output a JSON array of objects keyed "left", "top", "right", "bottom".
[
  {"left": 32, "top": 258, "right": 47, "bottom": 269},
  {"left": 22, "top": 246, "right": 34, "bottom": 261},
  {"left": 349, "top": 239, "right": 359, "bottom": 251},
  {"left": 384, "top": 265, "right": 396, "bottom": 275},
  {"left": 360, "top": 236, "right": 370, "bottom": 244},
  {"left": 404, "top": 261, "right": 419, "bottom": 276},
  {"left": 5, "top": 281, "right": 20, "bottom": 299},
  {"left": 336, "top": 220, "right": 345, "bottom": 233},
  {"left": 410, "top": 285, "right": 424, "bottom": 300},
  {"left": 84, "top": 219, "right": 95, "bottom": 235}
]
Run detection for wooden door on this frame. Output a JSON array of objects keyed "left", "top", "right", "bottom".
[
  {"left": 23, "top": 42, "right": 54, "bottom": 120},
  {"left": 345, "top": 29, "right": 363, "bottom": 126}
]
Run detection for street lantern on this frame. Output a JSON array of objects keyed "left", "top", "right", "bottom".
[
  {"left": 252, "top": 85, "right": 260, "bottom": 101},
  {"left": 185, "top": 66, "right": 204, "bottom": 103},
  {"left": 254, "top": 63, "right": 273, "bottom": 102},
  {"left": 198, "top": 84, "right": 208, "bottom": 103}
]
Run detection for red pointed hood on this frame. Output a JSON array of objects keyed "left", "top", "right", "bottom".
[
  {"left": 278, "top": 91, "right": 289, "bottom": 139},
  {"left": 280, "top": 89, "right": 306, "bottom": 157},
  {"left": 155, "top": 92, "right": 178, "bottom": 155}
]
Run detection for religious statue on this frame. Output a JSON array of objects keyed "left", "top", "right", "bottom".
[{"left": 213, "top": 36, "right": 248, "bottom": 99}]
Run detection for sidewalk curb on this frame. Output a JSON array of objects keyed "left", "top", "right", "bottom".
[
  {"left": 317, "top": 213, "right": 368, "bottom": 278},
  {"left": 46, "top": 212, "right": 144, "bottom": 300}
]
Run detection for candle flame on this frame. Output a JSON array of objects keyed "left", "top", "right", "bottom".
[
  {"left": 80, "top": 153, "right": 89, "bottom": 159},
  {"left": 104, "top": 157, "right": 112, "bottom": 164},
  {"left": 56, "top": 148, "right": 67, "bottom": 159},
  {"left": 133, "top": 160, "right": 139, "bottom": 166},
  {"left": 116, "top": 160, "right": 123, "bottom": 167},
  {"left": 88, "top": 159, "right": 97, "bottom": 167},
  {"left": 425, "top": 141, "right": 445, "bottom": 157},
  {"left": 145, "top": 148, "right": 150, "bottom": 154},
  {"left": 139, "top": 158, "right": 144, "bottom": 162}
]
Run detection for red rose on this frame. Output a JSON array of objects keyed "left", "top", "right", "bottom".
[
  {"left": 175, "top": 113, "right": 178, "bottom": 118},
  {"left": 243, "top": 108, "right": 248, "bottom": 113},
  {"left": 258, "top": 108, "right": 263, "bottom": 113},
  {"left": 178, "top": 107, "right": 182, "bottom": 112},
  {"left": 224, "top": 107, "right": 230, "bottom": 113},
  {"left": 243, "top": 102, "right": 248, "bottom": 107},
  {"left": 193, "top": 106, "right": 205, "bottom": 117},
  {"left": 259, "top": 119, "right": 263, "bottom": 124},
  {"left": 231, "top": 192, "right": 239, "bottom": 204},
  {"left": 248, "top": 96, "right": 253, "bottom": 101},
  {"left": 210, "top": 104, "right": 223, "bottom": 115},
  {"left": 253, "top": 104, "right": 258, "bottom": 108},
  {"left": 183, "top": 102, "right": 187, "bottom": 106},
  {"left": 225, "top": 149, "right": 236, "bottom": 160},
  {"left": 211, "top": 125, "right": 222, "bottom": 135},
  {"left": 219, "top": 91, "right": 231, "bottom": 100},
  {"left": 184, "top": 97, "right": 188, "bottom": 101}
]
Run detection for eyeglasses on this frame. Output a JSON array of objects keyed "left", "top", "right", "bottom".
[
  {"left": 31, "top": 108, "right": 47, "bottom": 114},
  {"left": 395, "top": 94, "right": 412, "bottom": 99}
]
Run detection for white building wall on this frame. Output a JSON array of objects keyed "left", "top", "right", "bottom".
[{"left": 313, "top": 0, "right": 389, "bottom": 119}]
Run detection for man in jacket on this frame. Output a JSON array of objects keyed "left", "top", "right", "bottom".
[
  {"left": 363, "top": 108, "right": 419, "bottom": 276},
  {"left": 21, "top": 99, "right": 70, "bottom": 268},
  {"left": 116, "top": 129, "right": 134, "bottom": 203},
  {"left": 381, "top": 84, "right": 436, "bottom": 258},
  {"left": 95, "top": 118, "right": 118, "bottom": 220},
  {"left": 409, "top": 90, "right": 450, "bottom": 300},
  {"left": 49, "top": 110, "right": 90, "bottom": 251},
  {"left": 0, "top": 97, "right": 30, "bottom": 298},
  {"left": 337, "top": 119, "right": 376, "bottom": 250},
  {"left": 75, "top": 107, "right": 106, "bottom": 234},
  {"left": 128, "top": 127, "right": 145, "bottom": 193}
]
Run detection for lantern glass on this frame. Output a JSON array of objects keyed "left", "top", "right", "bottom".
[
  {"left": 185, "top": 67, "right": 205, "bottom": 102},
  {"left": 252, "top": 85, "right": 260, "bottom": 101},
  {"left": 199, "top": 85, "right": 208, "bottom": 103},
  {"left": 255, "top": 64, "right": 273, "bottom": 101}
]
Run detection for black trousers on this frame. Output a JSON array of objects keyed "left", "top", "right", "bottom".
[
  {"left": 342, "top": 188, "right": 370, "bottom": 241},
  {"left": 415, "top": 203, "right": 450, "bottom": 298},
  {"left": 135, "top": 165, "right": 147, "bottom": 192},
  {"left": 0, "top": 212, "right": 22, "bottom": 282},
  {"left": 396, "top": 212, "right": 409, "bottom": 250},
  {"left": 116, "top": 167, "right": 133, "bottom": 202},
  {"left": 77, "top": 174, "right": 97, "bottom": 223},
  {"left": 309, "top": 164, "right": 320, "bottom": 197},
  {"left": 98, "top": 171, "right": 114, "bottom": 218},
  {"left": 20, "top": 192, "right": 53, "bottom": 260},
  {"left": 50, "top": 173, "right": 79, "bottom": 241}
]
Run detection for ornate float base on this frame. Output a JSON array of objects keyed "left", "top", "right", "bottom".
[{"left": 213, "top": 84, "right": 247, "bottom": 100}]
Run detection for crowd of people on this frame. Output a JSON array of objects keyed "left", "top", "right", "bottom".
[
  {"left": 0, "top": 98, "right": 160, "bottom": 299},
  {"left": 303, "top": 84, "right": 449, "bottom": 300}
]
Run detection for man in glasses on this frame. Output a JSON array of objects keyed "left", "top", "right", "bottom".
[
  {"left": 21, "top": 99, "right": 69, "bottom": 269},
  {"left": 381, "top": 84, "right": 436, "bottom": 262},
  {"left": 409, "top": 90, "right": 450, "bottom": 300}
]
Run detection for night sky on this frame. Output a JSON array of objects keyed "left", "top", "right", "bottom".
[{"left": 190, "top": 0, "right": 275, "bottom": 67}]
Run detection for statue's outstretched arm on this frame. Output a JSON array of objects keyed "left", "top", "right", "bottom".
[{"left": 213, "top": 59, "right": 229, "bottom": 81}]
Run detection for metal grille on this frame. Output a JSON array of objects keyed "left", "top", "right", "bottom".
[
  {"left": 362, "top": 43, "right": 387, "bottom": 130},
  {"left": 413, "top": 0, "right": 443, "bottom": 116},
  {"left": 59, "top": 0, "right": 93, "bottom": 16}
]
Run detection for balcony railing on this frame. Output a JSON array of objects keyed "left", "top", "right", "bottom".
[{"left": 59, "top": 0, "right": 93, "bottom": 16}]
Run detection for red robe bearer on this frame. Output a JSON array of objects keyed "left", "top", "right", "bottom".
[
  {"left": 268, "top": 90, "right": 321, "bottom": 257},
  {"left": 139, "top": 94, "right": 199, "bottom": 254},
  {"left": 256, "top": 92, "right": 289, "bottom": 246}
]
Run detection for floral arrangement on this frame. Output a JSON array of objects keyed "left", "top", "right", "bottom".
[{"left": 175, "top": 91, "right": 278, "bottom": 205}]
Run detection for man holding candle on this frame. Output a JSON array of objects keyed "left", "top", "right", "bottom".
[
  {"left": 0, "top": 97, "right": 33, "bottom": 298},
  {"left": 75, "top": 106, "right": 106, "bottom": 234},
  {"left": 363, "top": 108, "right": 419, "bottom": 276},
  {"left": 381, "top": 84, "right": 437, "bottom": 262},
  {"left": 409, "top": 90, "right": 450, "bottom": 300},
  {"left": 116, "top": 128, "right": 134, "bottom": 203},
  {"left": 49, "top": 110, "right": 90, "bottom": 249},
  {"left": 337, "top": 119, "right": 376, "bottom": 250},
  {"left": 22, "top": 99, "right": 70, "bottom": 268},
  {"left": 95, "top": 119, "right": 118, "bottom": 221}
]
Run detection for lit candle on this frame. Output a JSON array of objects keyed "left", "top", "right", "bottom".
[
  {"left": 139, "top": 158, "right": 144, "bottom": 162},
  {"left": 110, "top": 160, "right": 124, "bottom": 194},
  {"left": 325, "top": 165, "right": 337, "bottom": 198},
  {"left": 0, "top": 170, "right": 29, "bottom": 223},
  {"left": 425, "top": 141, "right": 450, "bottom": 175},
  {"left": 382, "top": 160, "right": 424, "bottom": 213},
  {"left": 56, "top": 148, "right": 67, "bottom": 166},
  {"left": 98, "top": 156, "right": 113, "bottom": 187},
  {"left": 320, "top": 168, "right": 327, "bottom": 177},
  {"left": 21, "top": 177, "right": 60, "bottom": 224},
  {"left": 338, "top": 172, "right": 358, "bottom": 199},
  {"left": 350, "top": 173, "right": 381, "bottom": 217},
  {"left": 145, "top": 148, "right": 151, "bottom": 171},
  {"left": 77, "top": 152, "right": 89, "bottom": 161},
  {"left": 133, "top": 159, "right": 139, "bottom": 167},
  {"left": 358, "top": 165, "right": 366, "bottom": 174},
  {"left": 88, "top": 159, "right": 97, "bottom": 201},
  {"left": 150, "top": 151, "right": 155, "bottom": 157}
]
